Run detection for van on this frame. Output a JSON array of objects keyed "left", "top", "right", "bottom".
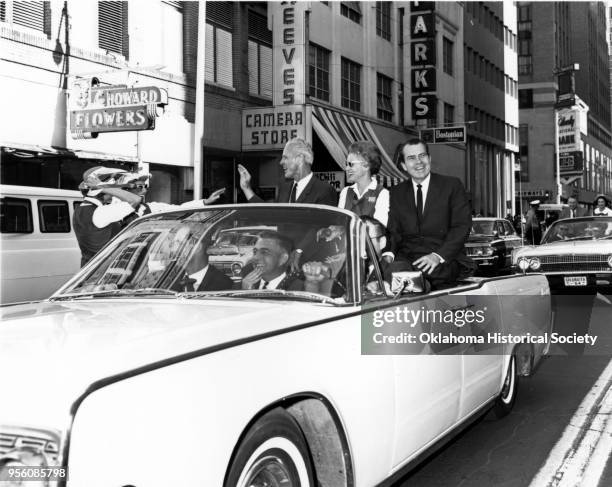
[{"left": 0, "top": 184, "right": 82, "bottom": 304}]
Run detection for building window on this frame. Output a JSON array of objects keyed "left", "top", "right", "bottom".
[
  {"left": 443, "top": 103, "right": 454, "bottom": 125},
  {"left": 309, "top": 43, "right": 330, "bottom": 101},
  {"left": 442, "top": 37, "right": 453, "bottom": 76},
  {"left": 248, "top": 10, "right": 272, "bottom": 98},
  {"left": 518, "top": 55, "right": 532, "bottom": 75},
  {"left": 518, "top": 39, "right": 531, "bottom": 56},
  {"left": 341, "top": 2, "right": 361, "bottom": 24},
  {"left": 99, "top": 1, "right": 129, "bottom": 59},
  {"left": 205, "top": 2, "right": 234, "bottom": 87},
  {"left": 519, "top": 124, "right": 529, "bottom": 182},
  {"left": 376, "top": 2, "right": 391, "bottom": 41},
  {"left": 1, "top": 1, "right": 50, "bottom": 34},
  {"left": 160, "top": 1, "right": 183, "bottom": 74},
  {"left": 518, "top": 4, "right": 532, "bottom": 31},
  {"left": 341, "top": 57, "right": 361, "bottom": 111},
  {"left": 377, "top": 73, "right": 393, "bottom": 122}
]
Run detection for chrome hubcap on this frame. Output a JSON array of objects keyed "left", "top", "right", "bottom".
[{"left": 244, "top": 455, "right": 293, "bottom": 487}]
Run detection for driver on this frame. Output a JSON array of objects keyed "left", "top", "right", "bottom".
[{"left": 241, "top": 231, "right": 303, "bottom": 291}]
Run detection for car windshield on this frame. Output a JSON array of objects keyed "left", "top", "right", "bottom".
[
  {"left": 471, "top": 221, "right": 495, "bottom": 235},
  {"left": 56, "top": 206, "right": 354, "bottom": 303},
  {"left": 542, "top": 216, "right": 612, "bottom": 243}
]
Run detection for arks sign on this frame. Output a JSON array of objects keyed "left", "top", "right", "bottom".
[{"left": 410, "top": 2, "right": 436, "bottom": 120}]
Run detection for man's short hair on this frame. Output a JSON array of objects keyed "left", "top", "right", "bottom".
[
  {"left": 398, "top": 137, "right": 430, "bottom": 165},
  {"left": 347, "top": 141, "right": 383, "bottom": 176},
  {"left": 285, "top": 137, "right": 314, "bottom": 165},
  {"left": 257, "top": 231, "right": 294, "bottom": 256}
]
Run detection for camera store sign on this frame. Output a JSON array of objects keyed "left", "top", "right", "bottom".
[
  {"left": 242, "top": 105, "right": 312, "bottom": 150},
  {"left": 271, "top": 1, "right": 308, "bottom": 106},
  {"left": 69, "top": 80, "right": 168, "bottom": 138},
  {"left": 410, "top": 1, "right": 436, "bottom": 120}
]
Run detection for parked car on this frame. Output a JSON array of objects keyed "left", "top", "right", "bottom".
[
  {"left": 464, "top": 218, "right": 523, "bottom": 275},
  {"left": 512, "top": 216, "right": 612, "bottom": 291},
  {"left": 0, "top": 184, "right": 82, "bottom": 304},
  {"left": 0, "top": 204, "right": 552, "bottom": 487},
  {"left": 206, "top": 225, "right": 276, "bottom": 280}
]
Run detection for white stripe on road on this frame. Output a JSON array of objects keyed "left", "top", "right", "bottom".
[{"left": 529, "top": 358, "right": 612, "bottom": 487}]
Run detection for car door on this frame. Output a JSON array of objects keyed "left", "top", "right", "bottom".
[{"left": 386, "top": 293, "right": 463, "bottom": 469}]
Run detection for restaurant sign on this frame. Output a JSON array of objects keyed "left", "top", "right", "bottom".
[
  {"left": 242, "top": 104, "right": 312, "bottom": 151},
  {"left": 69, "top": 79, "right": 168, "bottom": 138}
]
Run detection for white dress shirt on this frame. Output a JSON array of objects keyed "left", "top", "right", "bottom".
[
  {"left": 189, "top": 265, "right": 210, "bottom": 290},
  {"left": 293, "top": 173, "right": 313, "bottom": 201},
  {"left": 260, "top": 272, "right": 287, "bottom": 290},
  {"left": 411, "top": 174, "right": 431, "bottom": 210},
  {"left": 338, "top": 177, "right": 390, "bottom": 226},
  {"left": 92, "top": 198, "right": 208, "bottom": 229}
]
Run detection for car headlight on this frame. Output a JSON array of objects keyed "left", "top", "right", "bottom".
[
  {"left": 231, "top": 262, "right": 243, "bottom": 275},
  {"left": 529, "top": 257, "right": 541, "bottom": 270},
  {"left": 483, "top": 247, "right": 494, "bottom": 256},
  {"left": 608, "top": 255, "right": 612, "bottom": 268},
  {"left": 518, "top": 257, "right": 530, "bottom": 270},
  {"left": 0, "top": 426, "right": 62, "bottom": 484}
]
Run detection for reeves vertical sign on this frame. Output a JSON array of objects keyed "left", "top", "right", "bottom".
[
  {"left": 270, "top": 1, "right": 308, "bottom": 106},
  {"left": 410, "top": 1, "right": 437, "bottom": 120}
]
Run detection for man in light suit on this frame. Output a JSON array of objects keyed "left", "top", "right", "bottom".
[
  {"left": 560, "top": 197, "right": 587, "bottom": 219},
  {"left": 382, "top": 138, "right": 473, "bottom": 289}
]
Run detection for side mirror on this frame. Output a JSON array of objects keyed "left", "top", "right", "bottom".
[
  {"left": 391, "top": 271, "right": 426, "bottom": 296},
  {"left": 492, "top": 230, "right": 499, "bottom": 237}
]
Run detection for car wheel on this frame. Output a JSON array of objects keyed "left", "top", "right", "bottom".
[
  {"left": 493, "top": 355, "right": 518, "bottom": 418},
  {"left": 226, "top": 408, "right": 315, "bottom": 487}
]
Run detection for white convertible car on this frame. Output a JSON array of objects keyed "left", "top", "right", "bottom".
[
  {"left": 0, "top": 204, "right": 551, "bottom": 487},
  {"left": 513, "top": 216, "right": 612, "bottom": 291}
]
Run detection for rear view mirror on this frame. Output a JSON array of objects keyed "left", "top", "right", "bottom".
[{"left": 391, "top": 271, "right": 426, "bottom": 296}]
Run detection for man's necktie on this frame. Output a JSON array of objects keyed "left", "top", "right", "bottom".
[
  {"left": 571, "top": 209, "right": 575, "bottom": 218},
  {"left": 289, "top": 183, "right": 297, "bottom": 203},
  {"left": 416, "top": 184, "right": 423, "bottom": 220},
  {"left": 182, "top": 275, "right": 196, "bottom": 292},
  {"left": 261, "top": 280, "right": 268, "bottom": 289}
]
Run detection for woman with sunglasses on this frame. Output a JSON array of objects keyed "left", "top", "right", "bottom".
[{"left": 338, "top": 140, "right": 389, "bottom": 226}]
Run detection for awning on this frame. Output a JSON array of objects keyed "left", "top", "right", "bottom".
[
  {"left": 312, "top": 105, "right": 408, "bottom": 186},
  {"left": 0, "top": 142, "right": 139, "bottom": 164}
]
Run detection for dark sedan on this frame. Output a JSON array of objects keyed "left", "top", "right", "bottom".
[{"left": 465, "top": 218, "right": 523, "bottom": 275}]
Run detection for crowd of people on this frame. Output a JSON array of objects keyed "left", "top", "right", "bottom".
[{"left": 507, "top": 194, "right": 612, "bottom": 245}]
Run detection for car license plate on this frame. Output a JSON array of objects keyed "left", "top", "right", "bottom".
[{"left": 564, "top": 276, "right": 587, "bottom": 287}]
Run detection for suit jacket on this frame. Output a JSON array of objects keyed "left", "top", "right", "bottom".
[
  {"left": 385, "top": 173, "right": 472, "bottom": 263},
  {"left": 174, "top": 265, "right": 233, "bottom": 292},
  {"left": 560, "top": 207, "right": 587, "bottom": 219},
  {"left": 249, "top": 174, "right": 338, "bottom": 206}
]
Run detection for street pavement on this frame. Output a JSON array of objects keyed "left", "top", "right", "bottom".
[{"left": 395, "top": 291, "right": 612, "bottom": 487}]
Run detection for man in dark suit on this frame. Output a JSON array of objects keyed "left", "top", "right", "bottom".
[
  {"left": 560, "top": 197, "right": 587, "bottom": 219},
  {"left": 382, "top": 138, "right": 473, "bottom": 290},
  {"left": 237, "top": 137, "right": 337, "bottom": 206},
  {"left": 175, "top": 239, "right": 233, "bottom": 292},
  {"left": 241, "top": 231, "right": 303, "bottom": 291}
]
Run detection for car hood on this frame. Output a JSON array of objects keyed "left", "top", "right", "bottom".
[
  {"left": 515, "top": 239, "right": 612, "bottom": 257},
  {"left": 0, "top": 298, "right": 349, "bottom": 430},
  {"left": 466, "top": 235, "right": 496, "bottom": 244}
]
